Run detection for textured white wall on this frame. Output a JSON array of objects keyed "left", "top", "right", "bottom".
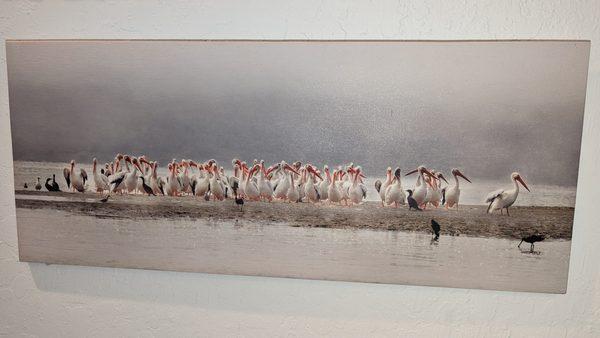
[{"left": 0, "top": 1, "right": 598, "bottom": 336}]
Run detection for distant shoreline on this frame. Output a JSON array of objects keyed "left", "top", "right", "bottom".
[{"left": 14, "top": 190, "right": 574, "bottom": 240}]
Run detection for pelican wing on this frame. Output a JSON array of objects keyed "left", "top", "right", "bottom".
[
  {"left": 63, "top": 168, "right": 71, "bottom": 188},
  {"left": 80, "top": 168, "right": 88, "bottom": 183},
  {"left": 485, "top": 189, "right": 505, "bottom": 203},
  {"left": 374, "top": 179, "right": 382, "bottom": 193},
  {"left": 359, "top": 183, "right": 367, "bottom": 199},
  {"left": 190, "top": 179, "right": 197, "bottom": 195}
]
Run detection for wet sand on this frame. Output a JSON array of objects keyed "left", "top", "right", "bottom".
[{"left": 14, "top": 190, "right": 574, "bottom": 239}]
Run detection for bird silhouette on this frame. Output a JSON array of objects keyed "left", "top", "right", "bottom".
[
  {"left": 45, "top": 178, "right": 53, "bottom": 191},
  {"left": 99, "top": 195, "right": 110, "bottom": 203},
  {"left": 406, "top": 189, "right": 422, "bottom": 211},
  {"left": 430, "top": 219, "right": 441, "bottom": 240},
  {"left": 519, "top": 234, "right": 545, "bottom": 252},
  {"left": 23, "top": 183, "right": 28, "bottom": 189},
  {"left": 51, "top": 174, "right": 60, "bottom": 192},
  {"left": 138, "top": 176, "right": 156, "bottom": 196}
]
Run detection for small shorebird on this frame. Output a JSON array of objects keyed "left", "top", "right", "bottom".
[
  {"left": 519, "top": 234, "right": 544, "bottom": 251},
  {"left": 35, "top": 177, "right": 42, "bottom": 190}
]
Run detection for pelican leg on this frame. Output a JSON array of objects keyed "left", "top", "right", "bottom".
[
  {"left": 518, "top": 240, "right": 523, "bottom": 248},
  {"left": 506, "top": 208, "right": 510, "bottom": 216},
  {"left": 500, "top": 209, "right": 503, "bottom": 215}
]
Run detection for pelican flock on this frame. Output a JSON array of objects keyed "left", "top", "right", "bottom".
[{"left": 36, "top": 154, "right": 531, "bottom": 214}]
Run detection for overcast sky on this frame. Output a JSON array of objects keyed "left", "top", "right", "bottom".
[{"left": 7, "top": 40, "right": 589, "bottom": 186}]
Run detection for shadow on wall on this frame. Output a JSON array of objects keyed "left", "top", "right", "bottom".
[{"left": 28, "top": 262, "right": 561, "bottom": 322}]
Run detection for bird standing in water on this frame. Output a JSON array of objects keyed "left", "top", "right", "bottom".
[
  {"left": 35, "top": 177, "right": 42, "bottom": 190},
  {"left": 430, "top": 219, "right": 441, "bottom": 241},
  {"left": 519, "top": 234, "right": 545, "bottom": 252}
]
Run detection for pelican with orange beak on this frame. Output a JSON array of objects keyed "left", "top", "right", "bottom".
[
  {"left": 273, "top": 161, "right": 300, "bottom": 200},
  {"left": 443, "top": 168, "right": 471, "bottom": 210},
  {"left": 485, "top": 172, "right": 530, "bottom": 215},
  {"left": 405, "top": 166, "right": 436, "bottom": 208}
]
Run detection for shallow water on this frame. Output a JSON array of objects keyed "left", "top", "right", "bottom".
[
  {"left": 17, "top": 208, "right": 570, "bottom": 293},
  {"left": 14, "top": 160, "right": 576, "bottom": 207}
]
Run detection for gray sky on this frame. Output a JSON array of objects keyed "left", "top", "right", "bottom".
[{"left": 7, "top": 40, "right": 589, "bottom": 186}]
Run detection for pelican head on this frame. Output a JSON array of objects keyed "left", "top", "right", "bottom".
[
  {"left": 512, "top": 172, "right": 530, "bottom": 191},
  {"left": 405, "top": 165, "right": 434, "bottom": 178},
  {"left": 394, "top": 167, "right": 401, "bottom": 179},
  {"left": 451, "top": 168, "right": 471, "bottom": 183},
  {"left": 436, "top": 172, "right": 449, "bottom": 184}
]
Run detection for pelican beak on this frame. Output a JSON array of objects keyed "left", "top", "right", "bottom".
[
  {"left": 405, "top": 168, "right": 418, "bottom": 176},
  {"left": 284, "top": 163, "right": 300, "bottom": 175},
  {"left": 310, "top": 167, "right": 323, "bottom": 180},
  {"left": 265, "top": 164, "right": 277, "bottom": 176},
  {"left": 456, "top": 170, "right": 472, "bottom": 183},
  {"left": 423, "top": 168, "right": 435, "bottom": 179},
  {"left": 516, "top": 175, "right": 530, "bottom": 192},
  {"left": 439, "top": 174, "right": 449, "bottom": 184}
]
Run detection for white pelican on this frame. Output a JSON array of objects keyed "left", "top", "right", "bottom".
[
  {"left": 304, "top": 165, "right": 323, "bottom": 203},
  {"left": 328, "top": 170, "right": 342, "bottom": 204},
  {"left": 286, "top": 171, "right": 300, "bottom": 203},
  {"left": 191, "top": 162, "right": 210, "bottom": 197},
  {"left": 374, "top": 167, "right": 393, "bottom": 207},
  {"left": 178, "top": 160, "right": 192, "bottom": 195},
  {"left": 208, "top": 163, "right": 225, "bottom": 201},
  {"left": 165, "top": 161, "right": 180, "bottom": 196},
  {"left": 257, "top": 161, "right": 273, "bottom": 201},
  {"left": 405, "top": 166, "right": 435, "bottom": 208},
  {"left": 384, "top": 167, "right": 406, "bottom": 207},
  {"left": 428, "top": 172, "right": 448, "bottom": 208},
  {"left": 92, "top": 158, "right": 109, "bottom": 193},
  {"left": 486, "top": 172, "right": 530, "bottom": 215},
  {"left": 244, "top": 164, "right": 261, "bottom": 201},
  {"left": 443, "top": 168, "right": 471, "bottom": 210},
  {"left": 273, "top": 161, "right": 299, "bottom": 200},
  {"left": 348, "top": 166, "right": 367, "bottom": 205},
  {"left": 318, "top": 165, "right": 331, "bottom": 201},
  {"left": 124, "top": 157, "right": 143, "bottom": 194},
  {"left": 67, "top": 160, "right": 86, "bottom": 193},
  {"left": 108, "top": 154, "right": 126, "bottom": 193}
]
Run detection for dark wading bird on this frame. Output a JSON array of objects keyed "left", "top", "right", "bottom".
[
  {"left": 231, "top": 180, "right": 244, "bottom": 211},
  {"left": 23, "top": 183, "right": 28, "bottom": 189},
  {"left": 44, "top": 178, "right": 53, "bottom": 191},
  {"left": 406, "top": 189, "right": 422, "bottom": 211},
  {"left": 138, "top": 176, "right": 156, "bottom": 196},
  {"left": 51, "top": 174, "right": 60, "bottom": 191},
  {"left": 519, "top": 234, "right": 545, "bottom": 252},
  {"left": 35, "top": 177, "right": 42, "bottom": 191},
  {"left": 46, "top": 174, "right": 61, "bottom": 192},
  {"left": 430, "top": 219, "right": 441, "bottom": 241}
]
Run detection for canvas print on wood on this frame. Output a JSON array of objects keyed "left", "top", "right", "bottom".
[{"left": 8, "top": 40, "right": 589, "bottom": 293}]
